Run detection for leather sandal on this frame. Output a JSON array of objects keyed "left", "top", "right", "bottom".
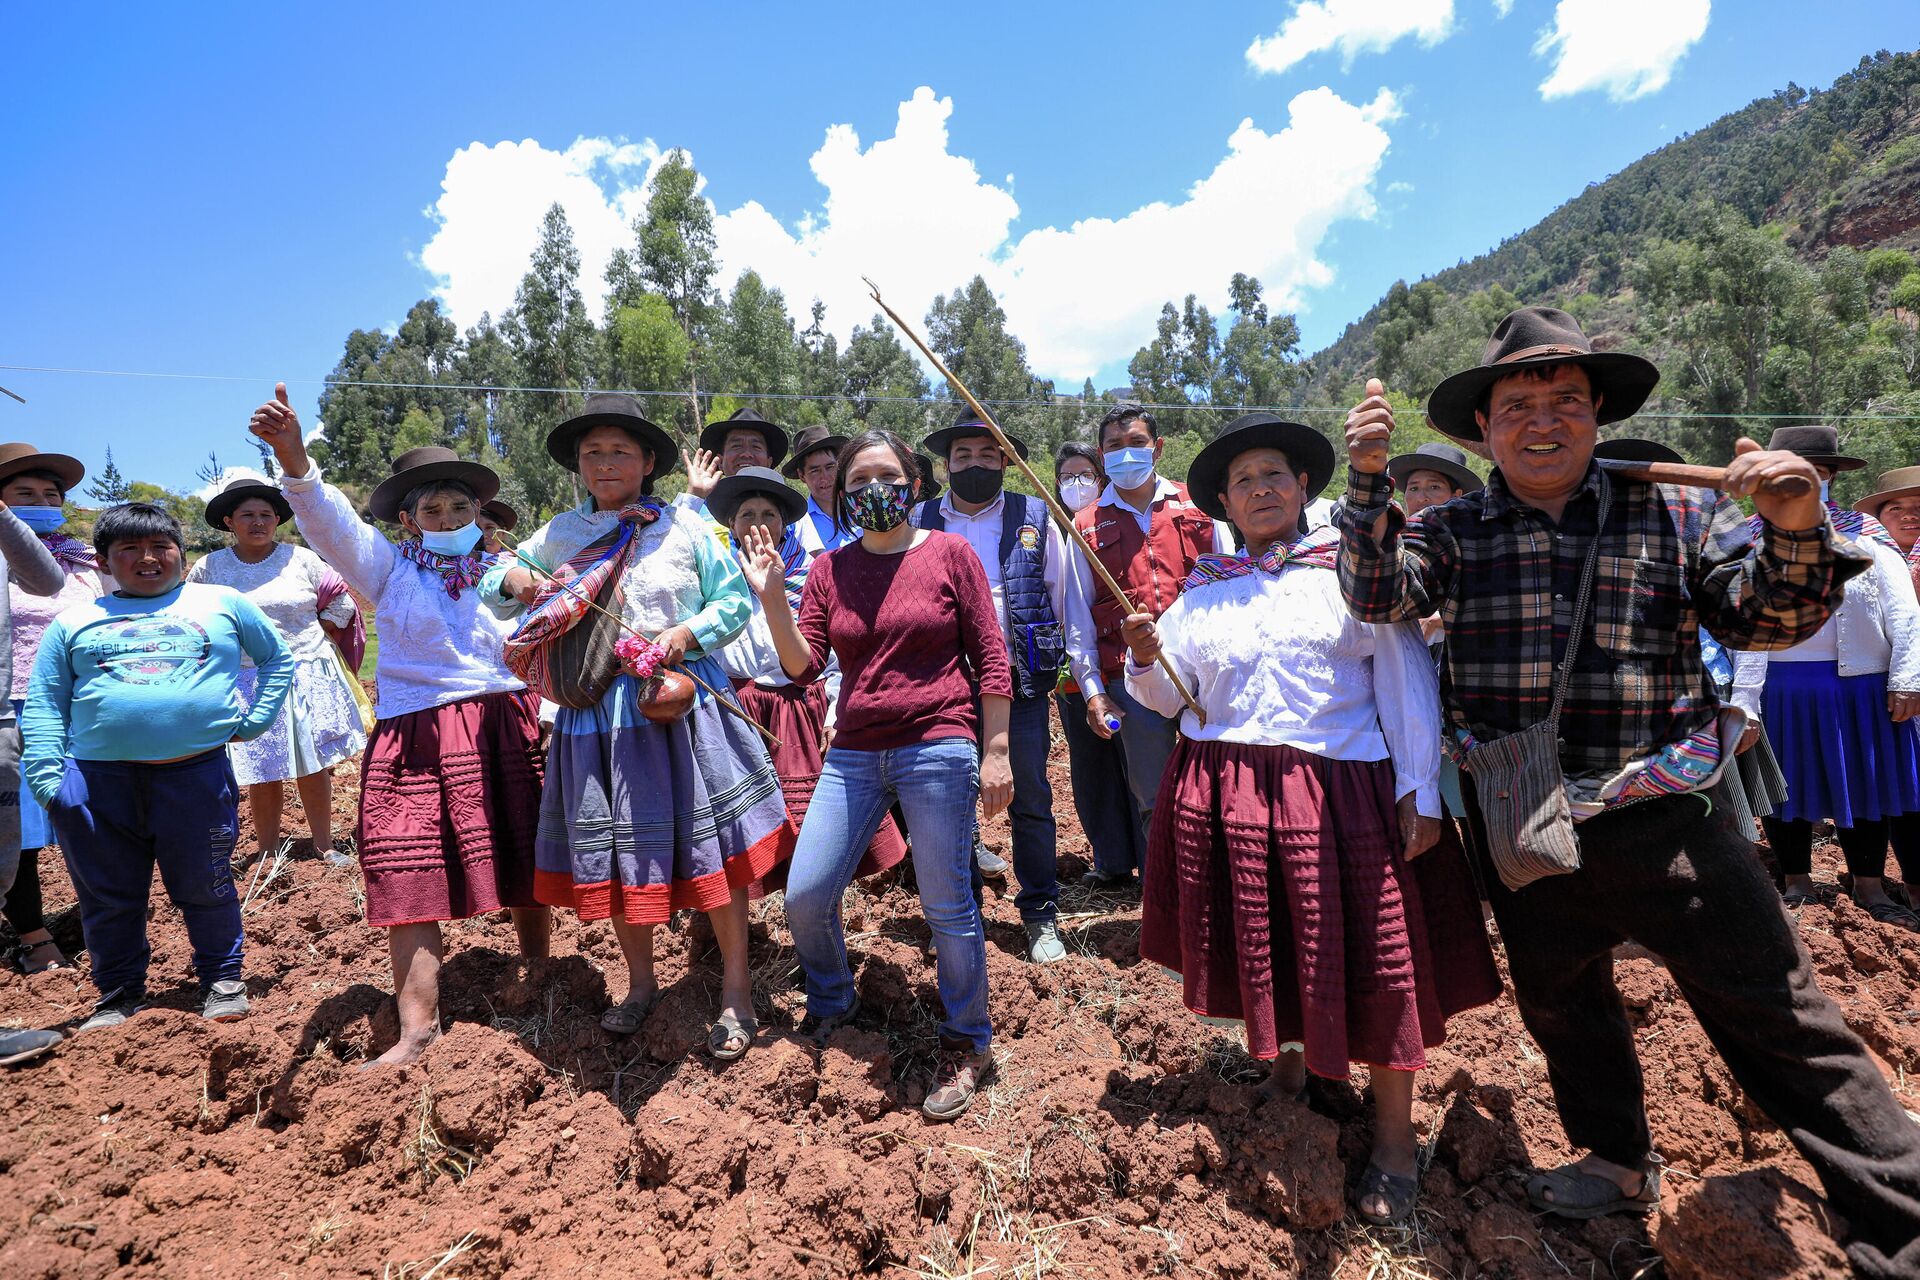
[
  {"left": 1527, "top": 1155, "right": 1662, "bottom": 1220},
  {"left": 599, "top": 988, "right": 661, "bottom": 1036},
  {"left": 1860, "top": 898, "right": 1920, "bottom": 932},
  {"left": 707, "top": 1011, "right": 756, "bottom": 1061},
  {"left": 1780, "top": 884, "right": 1817, "bottom": 910},
  {"left": 1353, "top": 1162, "right": 1418, "bottom": 1227}
]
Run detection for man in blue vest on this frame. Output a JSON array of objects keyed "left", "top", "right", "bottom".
[{"left": 912, "top": 410, "right": 1102, "bottom": 963}]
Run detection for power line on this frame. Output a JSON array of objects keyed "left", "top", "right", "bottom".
[{"left": 3, "top": 362, "right": 1920, "bottom": 420}]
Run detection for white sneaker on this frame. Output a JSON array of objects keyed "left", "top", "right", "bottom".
[{"left": 1024, "top": 920, "right": 1066, "bottom": 964}]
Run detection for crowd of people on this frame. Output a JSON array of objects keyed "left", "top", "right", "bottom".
[{"left": 2, "top": 305, "right": 1918, "bottom": 1272}]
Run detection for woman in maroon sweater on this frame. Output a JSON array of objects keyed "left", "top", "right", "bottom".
[{"left": 742, "top": 429, "right": 1012, "bottom": 1121}]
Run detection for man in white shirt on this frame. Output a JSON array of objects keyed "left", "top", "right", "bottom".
[
  {"left": 784, "top": 425, "right": 858, "bottom": 555},
  {"left": 911, "top": 411, "right": 1103, "bottom": 963}
]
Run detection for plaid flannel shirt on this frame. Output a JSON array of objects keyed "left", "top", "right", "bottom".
[{"left": 1335, "top": 462, "right": 1868, "bottom": 795}]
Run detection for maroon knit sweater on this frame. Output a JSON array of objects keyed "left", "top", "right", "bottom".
[{"left": 794, "top": 531, "right": 1012, "bottom": 751}]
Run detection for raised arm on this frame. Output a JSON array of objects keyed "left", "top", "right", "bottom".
[
  {"left": 249, "top": 383, "right": 396, "bottom": 597},
  {"left": 740, "top": 524, "right": 823, "bottom": 681},
  {"left": 1334, "top": 381, "right": 1460, "bottom": 623},
  {"left": 0, "top": 506, "right": 64, "bottom": 597}
]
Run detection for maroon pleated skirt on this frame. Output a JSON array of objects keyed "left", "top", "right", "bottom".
[
  {"left": 733, "top": 680, "right": 907, "bottom": 891},
  {"left": 1139, "top": 737, "right": 1499, "bottom": 1076},
  {"left": 356, "top": 689, "right": 543, "bottom": 927}
]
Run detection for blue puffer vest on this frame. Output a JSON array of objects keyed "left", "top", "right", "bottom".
[{"left": 912, "top": 492, "right": 1065, "bottom": 700}]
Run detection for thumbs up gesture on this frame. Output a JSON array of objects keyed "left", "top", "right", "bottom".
[
  {"left": 1345, "top": 377, "right": 1394, "bottom": 475},
  {"left": 248, "top": 383, "right": 311, "bottom": 479}
]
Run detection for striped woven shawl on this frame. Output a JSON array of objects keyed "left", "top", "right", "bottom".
[{"left": 502, "top": 502, "right": 662, "bottom": 710}]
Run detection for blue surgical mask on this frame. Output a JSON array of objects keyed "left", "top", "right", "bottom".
[
  {"left": 1102, "top": 446, "right": 1156, "bottom": 492},
  {"left": 419, "top": 521, "right": 483, "bottom": 557},
  {"left": 13, "top": 505, "right": 65, "bottom": 534},
  {"left": 1819, "top": 479, "right": 1832, "bottom": 504}
]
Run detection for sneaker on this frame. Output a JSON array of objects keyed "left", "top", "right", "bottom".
[
  {"left": 79, "top": 990, "right": 148, "bottom": 1034},
  {"left": 974, "top": 843, "right": 1009, "bottom": 879},
  {"left": 923, "top": 1041, "right": 994, "bottom": 1120},
  {"left": 1024, "top": 919, "right": 1066, "bottom": 964},
  {"left": 798, "top": 997, "right": 861, "bottom": 1048},
  {"left": 324, "top": 836, "right": 357, "bottom": 869},
  {"left": 201, "top": 980, "right": 250, "bottom": 1022},
  {"left": 0, "top": 1028, "right": 62, "bottom": 1066}
]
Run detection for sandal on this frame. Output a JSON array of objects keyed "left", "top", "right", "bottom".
[
  {"left": 599, "top": 988, "right": 661, "bottom": 1036},
  {"left": 1860, "top": 898, "right": 1920, "bottom": 932},
  {"left": 11, "top": 940, "right": 69, "bottom": 974},
  {"left": 1781, "top": 885, "right": 1817, "bottom": 910},
  {"left": 707, "top": 1011, "right": 757, "bottom": 1061},
  {"left": 1353, "top": 1161, "right": 1418, "bottom": 1227},
  {"left": 1526, "top": 1156, "right": 1662, "bottom": 1221}
]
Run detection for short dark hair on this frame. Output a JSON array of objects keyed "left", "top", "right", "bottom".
[
  {"left": 1098, "top": 403, "right": 1157, "bottom": 447},
  {"left": 93, "top": 502, "right": 184, "bottom": 560},
  {"left": 1053, "top": 441, "right": 1104, "bottom": 500},
  {"left": 1474, "top": 359, "right": 1590, "bottom": 419},
  {"left": 833, "top": 429, "right": 919, "bottom": 529},
  {"left": 2, "top": 468, "right": 70, "bottom": 500},
  {"left": 399, "top": 479, "right": 479, "bottom": 520}
]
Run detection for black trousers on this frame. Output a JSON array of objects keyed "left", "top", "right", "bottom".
[
  {"left": 2, "top": 843, "right": 46, "bottom": 936},
  {"left": 1464, "top": 785, "right": 1920, "bottom": 1279},
  {"left": 1764, "top": 814, "right": 1920, "bottom": 883}
]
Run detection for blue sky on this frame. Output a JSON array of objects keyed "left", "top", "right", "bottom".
[{"left": 2, "top": 2, "right": 1909, "bottom": 492}]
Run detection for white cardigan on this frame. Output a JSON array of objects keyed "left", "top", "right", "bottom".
[{"left": 1733, "top": 535, "right": 1920, "bottom": 715}]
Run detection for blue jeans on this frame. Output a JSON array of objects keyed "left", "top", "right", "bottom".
[
  {"left": 1056, "top": 690, "right": 1147, "bottom": 878},
  {"left": 49, "top": 751, "right": 243, "bottom": 1000},
  {"left": 785, "top": 737, "right": 991, "bottom": 1051},
  {"left": 1110, "top": 682, "right": 1179, "bottom": 825},
  {"left": 1003, "top": 694, "right": 1059, "bottom": 922}
]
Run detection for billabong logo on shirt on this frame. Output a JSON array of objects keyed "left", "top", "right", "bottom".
[{"left": 90, "top": 616, "right": 212, "bottom": 686}]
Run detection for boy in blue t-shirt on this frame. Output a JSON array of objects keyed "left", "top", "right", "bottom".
[{"left": 23, "top": 503, "right": 293, "bottom": 1032}]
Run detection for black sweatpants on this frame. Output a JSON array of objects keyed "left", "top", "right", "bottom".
[
  {"left": 1464, "top": 785, "right": 1920, "bottom": 1279},
  {"left": 1764, "top": 814, "right": 1920, "bottom": 883}
]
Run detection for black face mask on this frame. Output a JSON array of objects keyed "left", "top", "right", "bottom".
[{"left": 948, "top": 464, "right": 1005, "bottom": 503}]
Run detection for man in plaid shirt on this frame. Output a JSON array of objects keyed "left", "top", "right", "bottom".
[{"left": 1336, "top": 306, "right": 1920, "bottom": 1277}]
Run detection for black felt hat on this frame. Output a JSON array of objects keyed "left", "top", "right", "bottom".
[
  {"left": 204, "top": 477, "right": 292, "bottom": 529},
  {"left": 545, "top": 392, "right": 682, "bottom": 479},
  {"left": 1762, "top": 424, "right": 1865, "bottom": 472},
  {"left": 1427, "top": 306, "right": 1660, "bottom": 442},
  {"left": 781, "top": 425, "right": 848, "bottom": 479},
  {"left": 922, "top": 407, "right": 1030, "bottom": 462},
  {"left": 699, "top": 408, "right": 790, "bottom": 468},
  {"left": 1384, "top": 442, "right": 1480, "bottom": 495},
  {"left": 914, "top": 452, "right": 944, "bottom": 503},
  {"left": 708, "top": 466, "right": 807, "bottom": 527},
  {"left": 1592, "top": 438, "right": 1685, "bottom": 466},
  {"left": 1186, "top": 414, "right": 1335, "bottom": 522},
  {"left": 367, "top": 447, "right": 500, "bottom": 523}
]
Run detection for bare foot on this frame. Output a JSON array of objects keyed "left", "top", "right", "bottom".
[
  {"left": 365, "top": 1031, "right": 437, "bottom": 1069},
  {"left": 1255, "top": 1054, "right": 1308, "bottom": 1102}
]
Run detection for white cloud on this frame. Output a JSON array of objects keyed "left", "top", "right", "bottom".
[
  {"left": 419, "top": 136, "right": 660, "bottom": 326},
  {"left": 1535, "top": 0, "right": 1709, "bottom": 101},
  {"left": 191, "top": 465, "right": 272, "bottom": 503},
  {"left": 1492, "top": 0, "right": 1515, "bottom": 16},
  {"left": 1246, "top": 0, "right": 1454, "bottom": 75},
  {"left": 416, "top": 84, "right": 1400, "bottom": 383}
]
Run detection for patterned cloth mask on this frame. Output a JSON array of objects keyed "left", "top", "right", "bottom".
[{"left": 845, "top": 481, "right": 914, "bottom": 532}]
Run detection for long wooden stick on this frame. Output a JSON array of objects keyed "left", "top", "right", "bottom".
[
  {"left": 862, "top": 277, "right": 1207, "bottom": 725},
  {"left": 1596, "top": 457, "right": 1814, "bottom": 498},
  {"left": 494, "top": 530, "right": 780, "bottom": 749}
]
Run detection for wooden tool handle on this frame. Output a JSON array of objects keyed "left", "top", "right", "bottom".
[{"left": 1597, "top": 458, "right": 1815, "bottom": 498}]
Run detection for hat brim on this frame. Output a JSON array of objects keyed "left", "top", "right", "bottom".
[
  {"left": 780, "top": 434, "right": 848, "bottom": 478},
  {"left": 699, "top": 421, "right": 790, "bottom": 467},
  {"left": 1856, "top": 483, "right": 1920, "bottom": 518},
  {"left": 0, "top": 451, "right": 85, "bottom": 493},
  {"left": 922, "top": 423, "right": 1031, "bottom": 462},
  {"left": 1187, "top": 421, "right": 1336, "bottom": 522},
  {"left": 708, "top": 474, "right": 807, "bottom": 527},
  {"left": 1801, "top": 454, "right": 1868, "bottom": 473},
  {"left": 368, "top": 459, "right": 501, "bottom": 523},
  {"left": 546, "top": 409, "right": 682, "bottom": 479},
  {"left": 1427, "top": 351, "right": 1660, "bottom": 442},
  {"left": 204, "top": 484, "right": 292, "bottom": 530},
  {"left": 1592, "top": 438, "right": 1685, "bottom": 466},
  {"left": 1384, "top": 453, "right": 1480, "bottom": 495}
]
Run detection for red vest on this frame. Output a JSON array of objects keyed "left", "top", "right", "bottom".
[{"left": 1074, "top": 481, "right": 1217, "bottom": 678}]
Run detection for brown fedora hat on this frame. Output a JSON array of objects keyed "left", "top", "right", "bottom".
[
  {"left": 699, "top": 408, "right": 790, "bottom": 467},
  {"left": 367, "top": 447, "right": 500, "bottom": 523},
  {"left": 1764, "top": 424, "right": 1865, "bottom": 472},
  {"left": 1384, "top": 441, "right": 1480, "bottom": 495},
  {"left": 781, "top": 425, "right": 849, "bottom": 478},
  {"left": 0, "top": 443, "right": 85, "bottom": 493},
  {"left": 478, "top": 499, "right": 519, "bottom": 531},
  {"left": 204, "top": 477, "right": 292, "bottom": 530},
  {"left": 1854, "top": 466, "right": 1920, "bottom": 519},
  {"left": 546, "top": 393, "right": 681, "bottom": 480},
  {"left": 1427, "top": 306, "right": 1660, "bottom": 442}
]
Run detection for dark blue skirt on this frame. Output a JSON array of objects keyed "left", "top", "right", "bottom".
[{"left": 1761, "top": 661, "right": 1920, "bottom": 826}]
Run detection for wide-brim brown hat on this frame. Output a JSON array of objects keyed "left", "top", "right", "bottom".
[
  {"left": 922, "top": 408, "right": 1030, "bottom": 462},
  {"left": 1186, "top": 414, "right": 1336, "bottom": 522},
  {"left": 367, "top": 447, "right": 500, "bottom": 523},
  {"left": 914, "top": 452, "right": 944, "bottom": 504},
  {"left": 479, "top": 499, "right": 519, "bottom": 531},
  {"left": 1764, "top": 424, "right": 1865, "bottom": 472},
  {"left": 204, "top": 477, "right": 292, "bottom": 530},
  {"left": 545, "top": 392, "right": 682, "bottom": 478},
  {"left": 1854, "top": 466, "right": 1920, "bottom": 519},
  {"left": 1384, "top": 442, "right": 1480, "bottom": 495},
  {"left": 1427, "top": 306, "right": 1660, "bottom": 442},
  {"left": 0, "top": 443, "right": 85, "bottom": 493},
  {"left": 1592, "top": 437, "right": 1686, "bottom": 466},
  {"left": 708, "top": 466, "right": 807, "bottom": 527},
  {"left": 781, "top": 425, "right": 849, "bottom": 478},
  {"left": 699, "top": 408, "right": 790, "bottom": 467}
]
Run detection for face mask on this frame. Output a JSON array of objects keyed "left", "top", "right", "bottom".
[
  {"left": 419, "top": 521, "right": 483, "bottom": 557},
  {"left": 845, "top": 481, "right": 914, "bottom": 532},
  {"left": 948, "top": 464, "right": 1005, "bottom": 504},
  {"left": 13, "top": 505, "right": 65, "bottom": 534},
  {"left": 1819, "top": 479, "right": 1832, "bottom": 504},
  {"left": 1103, "top": 446, "right": 1156, "bottom": 491},
  {"left": 1059, "top": 475, "right": 1099, "bottom": 513}
]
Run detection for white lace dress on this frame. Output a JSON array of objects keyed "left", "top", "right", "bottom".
[{"left": 188, "top": 543, "right": 367, "bottom": 785}]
